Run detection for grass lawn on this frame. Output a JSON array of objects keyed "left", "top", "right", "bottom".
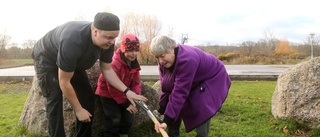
[
  {"left": 1, "top": 81, "right": 319, "bottom": 137},
  {"left": 0, "top": 81, "right": 31, "bottom": 137}
]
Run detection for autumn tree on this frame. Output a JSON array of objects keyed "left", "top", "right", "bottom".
[
  {"left": 196, "top": 46, "right": 219, "bottom": 56},
  {"left": 273, "top": 39, "right": 296, "bottom": 56},
  {"left": 119, "top": 12, "right": 162, "bottom": 64}
]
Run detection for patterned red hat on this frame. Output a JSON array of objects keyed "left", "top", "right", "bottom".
[{"left": 121, "top": 34, "right": 140, "bottom": 52}]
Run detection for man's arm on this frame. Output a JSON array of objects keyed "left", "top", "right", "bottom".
[
  {"left": 99, "top": 61, "right": 147, "bottom": 106},
  {"left": 58, "top": 68, "right": 92, "bottom": 122}
]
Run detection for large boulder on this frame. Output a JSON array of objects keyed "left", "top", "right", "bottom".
[
  {"left": 19, "top": 74, "right": 76, "bottom": 136},
  {"left": 271, "top": 57, "right": 320, "bottom": 128},
  {"left": 20, "top": 62, "right": 160, "bottom": 136}
]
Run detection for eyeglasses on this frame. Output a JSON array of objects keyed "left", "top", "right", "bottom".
[{"left": 126, "top": 42, "right": 140, "bottom": 51}]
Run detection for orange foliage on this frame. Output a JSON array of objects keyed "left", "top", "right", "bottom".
[{"left": 273, "top": 40, "right": 296, "bottom": 56}]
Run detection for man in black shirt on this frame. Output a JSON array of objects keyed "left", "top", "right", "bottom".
[{"left": 31, "top": 12, "right": 147, "bottom": 137}]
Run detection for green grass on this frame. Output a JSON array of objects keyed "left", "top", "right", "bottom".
[
  {"left": 0, "top": 81, "right": 31, "bottom": 137},
  {"left": 213, "top": 81, "right": 279, "bottom": 136},
  {"left": 1, "top": 81, "right": 320, "bottom": 137},
  {"left": 209, "top": 81, "right": 288, "bottom": 137},
  {"left": 131, "top": 81, "right": 320, "bottom": 137}
]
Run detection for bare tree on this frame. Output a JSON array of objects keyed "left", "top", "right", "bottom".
[
  {"left": 0, "top": 34, "right": 11, "bottom": 50},
  {"left": 118, "top": 12, "right": 135, "bottom": 40},
  {"left": 303, "top": 33, "right": 320, "bottom": 46},
  {"left": 167, "top": 27, "right": 174, "bottom": 38},
  {"left": 74, "top": 11, "right": 87, "bottom": 21},
  {"left": 103, "top": 6, "right": 112, "bottom": 13},
  {"left": 304, "top": 33, "right": 320, "bottom": 57},
  {"left": 262, "top": 29, "right": 278, "bottom": 52},
  {"left": 120, "top": 12, "right": 162, "bottom": 41},
  {"left": 255, "top": 39, "right": 270, "bottom": 55},
  {"left": 22, "top": 39, "right": 36, "bottom": 49},
  {"left": 6, "top": 43, "right": 20, "bottom": 59},
  {"left": 6, "top": 42, "right": 18, "bottom": 49},
  {"left": 140, "top": 14, "right": 162, "bottom": 41},
  {"left": 239, "top": 41, "right": 256, "bottom": 56}
]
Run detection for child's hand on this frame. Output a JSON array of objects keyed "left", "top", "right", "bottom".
[{"left": 126, "top": 105, "right": 138, "bottom": 114}]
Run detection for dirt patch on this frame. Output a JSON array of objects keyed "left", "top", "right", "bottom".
[{"left": 0, "top": 81, "right": 32, "bottom": 93}]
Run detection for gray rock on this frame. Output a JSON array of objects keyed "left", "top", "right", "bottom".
[
  {"left": 20, "top": 62, "right": 160, "bottom": 136},
  {"left": 272, "top": 57, "right": 320, "bottom": 128},
  {"left": 19, "top": 74, "right": 76, "bottom": 136}
]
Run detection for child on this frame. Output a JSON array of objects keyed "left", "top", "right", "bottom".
[{"left": 95, "top": 34, "right": 142, "bottom": 137}]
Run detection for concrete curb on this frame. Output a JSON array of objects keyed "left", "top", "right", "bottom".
[
  {"left": 141, "top": 75, "right": 278, "bottom": 81},
  {"left": 0, "top": 65, "right": 288, "bottom": 82},
  {"left": 0, "top": 74, "right": 279, "bottom": 82},
  {"left": 0, "top": 76, "right": 34, "bottom": 82}
]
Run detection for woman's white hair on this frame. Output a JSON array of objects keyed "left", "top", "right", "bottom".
[{"left": 149, "top": 35, "right": 177, "bottom": 56}]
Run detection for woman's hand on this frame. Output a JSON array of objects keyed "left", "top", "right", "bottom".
[
  {"left": 153, "top": 110, "right": 161, "bottom": 115},
  {"left": 155, "top": 122, "right": 167, "bottom": 133}
]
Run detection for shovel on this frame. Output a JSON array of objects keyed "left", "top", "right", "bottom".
[{"left": 134, "top": 100, "right": 169, "bottom": 137}]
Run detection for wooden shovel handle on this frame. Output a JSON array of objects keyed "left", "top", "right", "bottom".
[{"left": 150, "top": 116, "right": 169, "bottom": 137}]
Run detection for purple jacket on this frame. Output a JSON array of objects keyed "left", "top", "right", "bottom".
[{"left": 158, "top": 44, "right": 231, "bottom": 132}]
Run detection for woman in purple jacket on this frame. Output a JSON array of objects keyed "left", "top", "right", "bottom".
[{"left": 150, "top": 35, "right": 231, "bottom": 137}]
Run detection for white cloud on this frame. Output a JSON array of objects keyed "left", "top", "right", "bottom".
[{"left": 0, "top": 0, "right": 319, "bottom": 45}]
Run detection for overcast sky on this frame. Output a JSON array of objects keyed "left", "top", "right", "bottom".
[{"left": 0, "top": 0, "right": 318, "bottom": 46}]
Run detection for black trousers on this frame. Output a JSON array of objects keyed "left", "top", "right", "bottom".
[
  {"left": 34, "top": 62, "right": 94, "bottom": 137},
  {"left": 99, "top": 96, "right": 133, "bottom": 137},
  {"left": 168, "top": 118, "right": 210, "bottom": 137}
]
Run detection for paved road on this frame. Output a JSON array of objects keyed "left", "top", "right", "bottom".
[
  {"left": 0, "top": 65, "right": 294, "bottom": 76},
  {"left": 0, "top": 65, "right": 295, "bottom": 81}
]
